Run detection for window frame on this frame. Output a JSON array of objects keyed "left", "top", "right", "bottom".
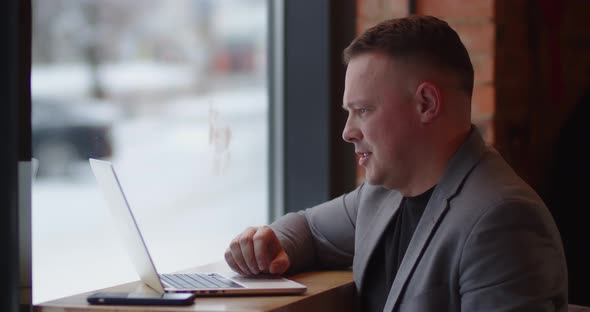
[
  {"left": 271, "top": 0, "right": 356, "bottom": 216},
  {"left": 2, "top": 0, "right": 32, "bottom": 310}
]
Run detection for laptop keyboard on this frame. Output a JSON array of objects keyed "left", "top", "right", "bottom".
[{"left": 160, "top": 273, "right": 243, "bottom": 289}]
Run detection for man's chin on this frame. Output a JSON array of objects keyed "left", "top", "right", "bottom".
[{"left": 364, "top": 173, "right": 399, "bottom": 190}]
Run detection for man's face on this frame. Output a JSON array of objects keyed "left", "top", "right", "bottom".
[{"left": 342, "top": 52, "right": 421, "bottom": 190}]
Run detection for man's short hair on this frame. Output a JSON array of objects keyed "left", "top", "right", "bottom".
[{"left": 343, "top": 15, "right": 474, "bottom": 96}]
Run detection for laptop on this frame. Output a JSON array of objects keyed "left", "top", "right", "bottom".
[{"left": 89, "top": 158, "right": 307, "bottom": 296}]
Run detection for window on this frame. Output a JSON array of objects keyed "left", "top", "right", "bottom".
[{"left": 31, "top": 0, "right": 268, "bottom": 303}]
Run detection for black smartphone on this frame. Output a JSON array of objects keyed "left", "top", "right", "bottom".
[{"left": 87, "top": 292, "right": 196, "bottom": 306}]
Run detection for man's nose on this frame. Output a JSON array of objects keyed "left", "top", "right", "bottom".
[{"left": 342, "top": 118, "right": 361, "bottom": 143}]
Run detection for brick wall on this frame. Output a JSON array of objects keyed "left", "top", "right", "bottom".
[{"left": 357, "top": 0, "right": 408, "bottom": 32}]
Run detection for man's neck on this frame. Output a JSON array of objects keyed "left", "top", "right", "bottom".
[{"left": 400, "top": 127, "right": 471, "bottom": 197}]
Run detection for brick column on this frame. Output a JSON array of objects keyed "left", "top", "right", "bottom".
[
  {"left": 357, "top": 0, "right": 409, "bottom": 31},
  {"left": 418, "top": 0, "right": 495, "bottom": 143}
]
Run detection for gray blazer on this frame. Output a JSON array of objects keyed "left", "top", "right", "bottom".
[{"left": 271, "top": 129, "right": 568, "bottom": 311}]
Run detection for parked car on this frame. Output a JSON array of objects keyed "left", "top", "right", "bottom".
[{"left": 32, "top": 98, "right": 115, "bottom": 177}]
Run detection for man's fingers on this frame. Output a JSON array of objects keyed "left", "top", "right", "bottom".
[
  {"left": 229, "top": 237, "right": 253, "bottom": 275},
  {"left": 253, "top": 226, "right": 290, "bottom": 274},
  {"left": 225, "top": 226, "right": 289, "bottom": 276},
  {"left": 224, "top": 248, "right": 245, "bottom": 275},
  {"left": 269, "top": 250, "right": 290, "bottom": 275},
  {"left": 239, "top": 227, "right": 261, "bottom": 274},
  {"left": 253, "top": 226, "right": 278, "bottom": 271}
]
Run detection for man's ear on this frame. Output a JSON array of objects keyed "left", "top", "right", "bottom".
[{"left": 415, "top": 82, "right": 441, "bottom": 123}]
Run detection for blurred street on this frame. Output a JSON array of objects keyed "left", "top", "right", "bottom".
[{"left": 33, "top": 88, "right": 268, "bottom": 303}]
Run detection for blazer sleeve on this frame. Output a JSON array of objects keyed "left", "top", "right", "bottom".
[
  {"left": 459, "top": 199, "right": 568, "bottom": 312},
  {"left": 269, "top": 184, "right": 363, "bottom": 273}
]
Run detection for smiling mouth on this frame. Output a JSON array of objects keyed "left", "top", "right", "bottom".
[
  {"left": 359, "top": 152, "right": 370, "bottom": 158},
  {"left": 357, "top": 152, "right": 371, "bottom": 166}
]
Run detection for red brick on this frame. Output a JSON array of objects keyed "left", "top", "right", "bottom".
[
  {"left": 417, "top": 0, "right": 494, "bottom": 20},
  {"left": 357, "top": 0, "right": 380, "bottom": 20},
  {"left": 471, "top": 52, "right": 494, "bottom": 84},
  {"left": 357, "top": 0, "right": 408, "bottom": 22},
  {"left": 451, "top": 22, "right": 495, "bottom": 53},
  {"left": 472, "top": 85, "right": 495, "bottom": 117},
  {"left": 357, "top": 17, "right": 377, "bottom": 33},
  {"left": 385, "top": 0, "right": 409, "bottom": 17}
]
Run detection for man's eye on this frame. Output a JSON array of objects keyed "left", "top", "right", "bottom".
[{"left": 359, "top": 108, "right": 368, "bottom": 114}]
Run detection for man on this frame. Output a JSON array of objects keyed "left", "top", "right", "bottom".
[{"left": 225, "top": 16, "right": 568, "bottom": 311}]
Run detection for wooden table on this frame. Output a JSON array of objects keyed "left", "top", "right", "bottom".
[{"left": 33, "top": 262, "right": 356, "bottom": 312}]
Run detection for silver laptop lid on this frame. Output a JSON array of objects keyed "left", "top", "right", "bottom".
[{"left": 89, "top": 158, "right": 165, "bottom": 293}]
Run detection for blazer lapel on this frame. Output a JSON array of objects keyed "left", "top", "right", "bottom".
[
  {"left": 353, "top": 191, "right": 403, "bottom": 288},
  {"left": 382, "top": 187, "right": 451, "bottom": 311},
  {"left": 383, "top": 128, "right": 488, "bottom": 311}
]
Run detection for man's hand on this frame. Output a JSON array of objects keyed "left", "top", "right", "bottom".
[{"left": 225, "top": 226, "right": 290, "bottom": 275}]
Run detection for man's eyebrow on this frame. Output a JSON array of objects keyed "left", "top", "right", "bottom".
[{"left": 342, "top": 100, "right": 369, "bottom": 110}]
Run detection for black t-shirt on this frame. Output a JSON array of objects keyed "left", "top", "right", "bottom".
[{"left": 360, "top": 187, "right": 435, "bottom": 312}]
